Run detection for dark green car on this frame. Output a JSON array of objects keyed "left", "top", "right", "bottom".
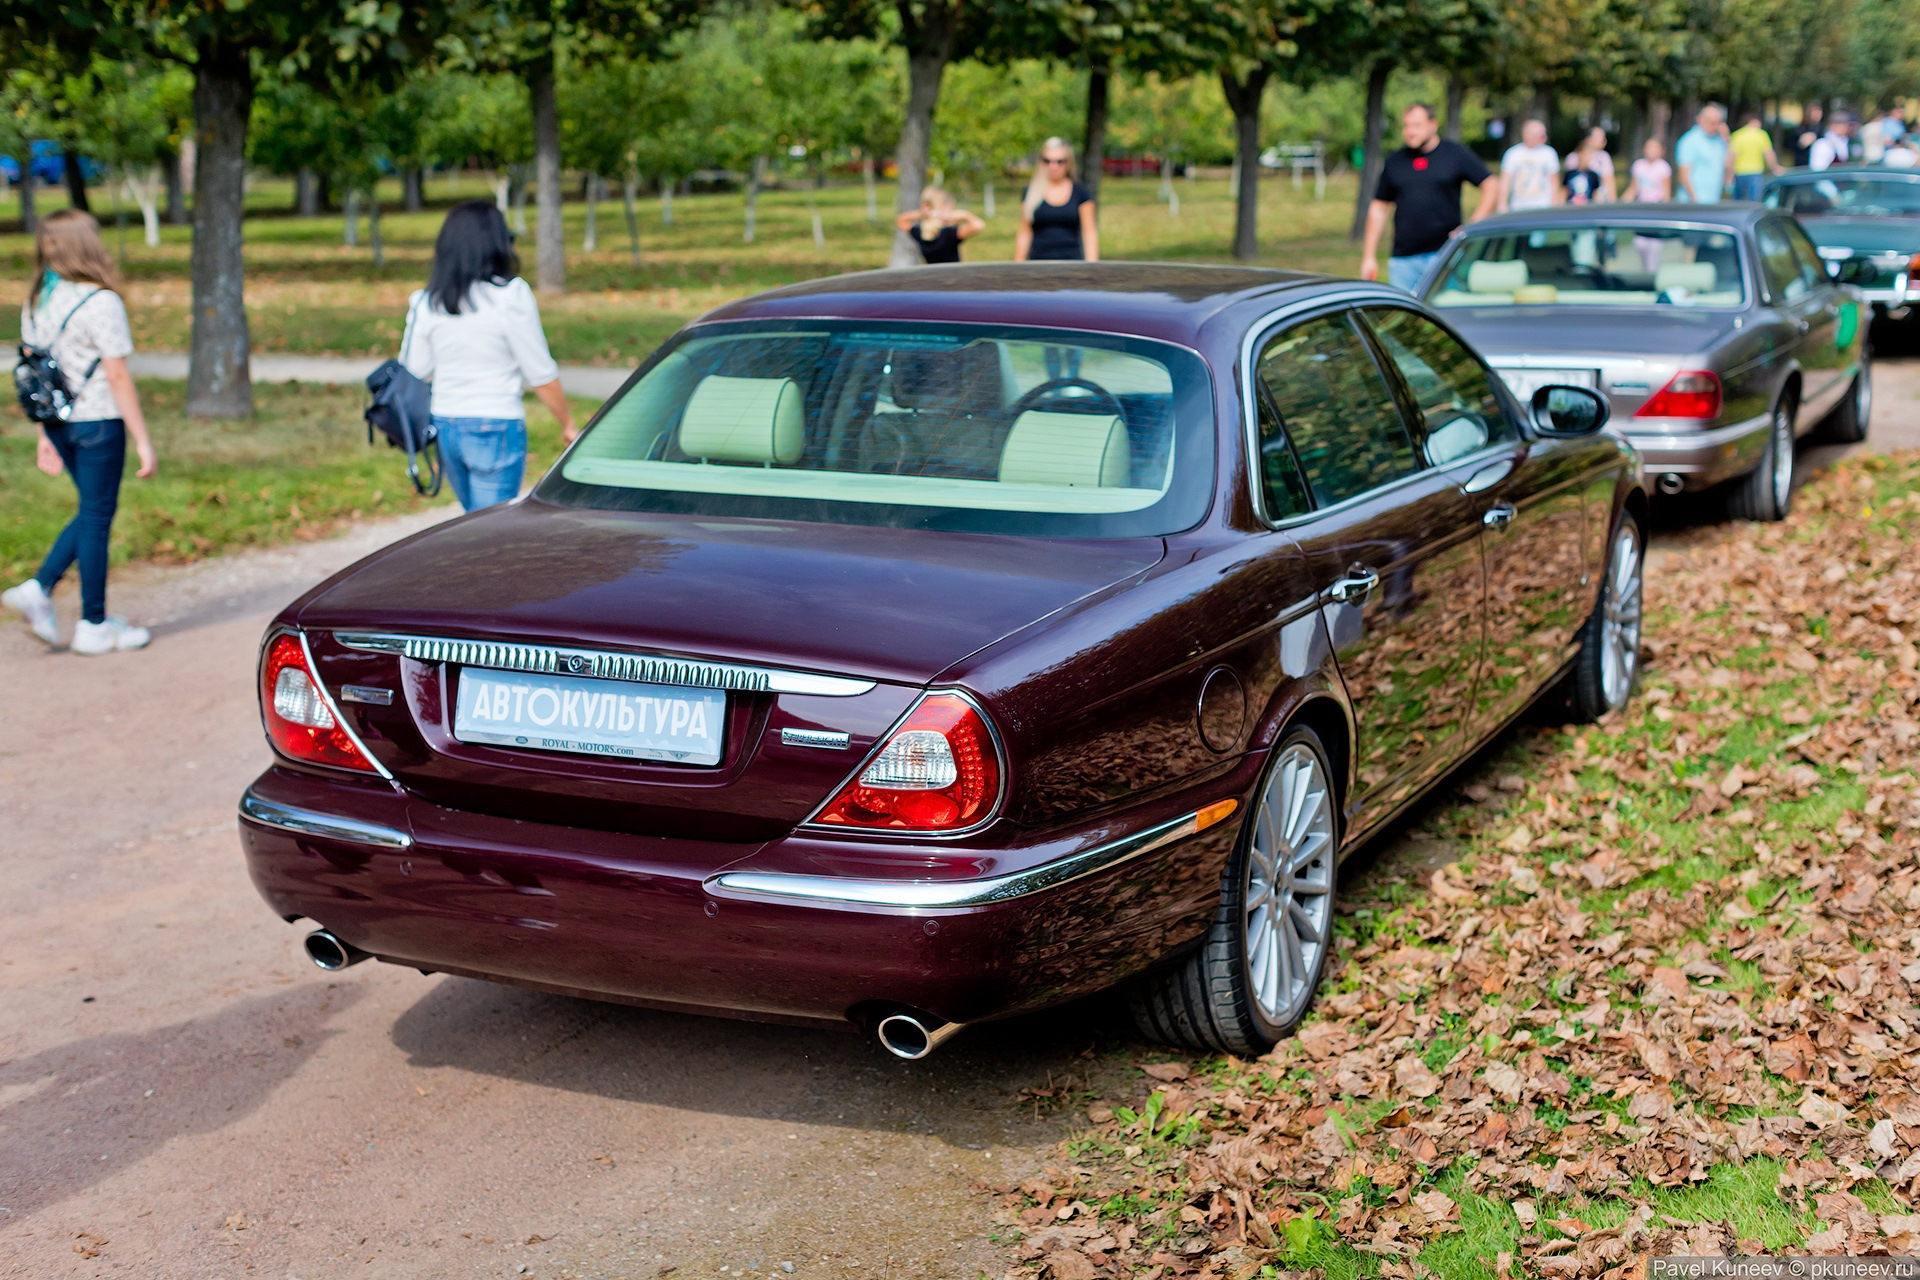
[{"left": 1764, "top": 167, "right": 1920, "bottom": 322}]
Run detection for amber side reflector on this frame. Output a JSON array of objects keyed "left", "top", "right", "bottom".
[{"left": 1194, "top": 798, "right": 1239, "bottom": 832}]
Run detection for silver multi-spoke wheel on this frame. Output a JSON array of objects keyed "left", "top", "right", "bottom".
[
  {"left": 1243, "top": 744, "right": 1335, "bottom": 1026},
  {"left": 1770, "top": 406, "right": 1794, "bottom": 511},
  {"left": 1856, "top": 359, "right": 1874, "bottom": 426},
  {"left": 1600, "top": 523, "right": 1643, "bottom": 710}
]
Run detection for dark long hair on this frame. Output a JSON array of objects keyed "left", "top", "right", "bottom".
[{"left": 426, "top": 200, "right": 519, "bottom": 315}]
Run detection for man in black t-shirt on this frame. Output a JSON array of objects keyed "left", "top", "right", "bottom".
[{"left": 1361, "top": 103, "right": 1499, "bottom": 293}]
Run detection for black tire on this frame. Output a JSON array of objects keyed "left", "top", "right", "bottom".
[
  {"left": 1819, "top": 352, "right": 1871, "bottom": 445},
  {"left": 1564, "top": 513, "right": 1645, "bottom": 723},
  {"left": 1726, "top": 394, "right": 1796, "bottom": 522},
  {"left": 1128, "top": 726, "right": 1338, "bottom": 1055}
]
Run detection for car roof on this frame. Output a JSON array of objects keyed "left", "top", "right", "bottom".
[
  {"left": 699, "top": 263, "right": 1344, "bottom": 346},
  {"left": 1464, "top": 204, "right": 1769, "bottom": 233}
]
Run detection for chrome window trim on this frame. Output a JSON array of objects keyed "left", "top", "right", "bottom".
[
  {"left": 1238, "top": 288, "right": 1525, "bottom": 531},
  {"left": 239, "top": 790, "right": 412, "bottom": 850},
  {"left": 335, "top": 632, "right": 876, "bottom": 698},
  {"left": 795, "top": 687, "right": 1009, "bottom": 840},
  {"left": 708, "top": 806, "right": 1217, "bottom": 910}
]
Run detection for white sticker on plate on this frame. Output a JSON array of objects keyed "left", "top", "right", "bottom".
[
  {"left": 1497, "top": 367, "right": 1598, "bottom": 403},
  {"left": 454, "top": 668, "right": 725, "bottom": 765}
]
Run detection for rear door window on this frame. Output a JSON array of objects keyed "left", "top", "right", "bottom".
[
  {"left": 1756, "top": 220, "right": 1810, "bottom": 302},
  {"left": 1360, "top": 307, "right": 1517, "bottom": 466},
  {"left": 1254, "top": 311, "right": 1420, "bottom": 511}
]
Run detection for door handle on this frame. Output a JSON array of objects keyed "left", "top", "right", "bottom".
[
  {"left": 1483, "top": 501, "right": 1517, "bottom": 530},
  {"left": 1328, "top": 567, "right": 1379, "bottom": 604}
]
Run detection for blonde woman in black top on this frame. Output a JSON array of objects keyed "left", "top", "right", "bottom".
[
  {"left": 893, "top": 186, "right": 985, "bottom": 264},
  {"left": 1015, "top": 138, "right": 1099, "bottom": 262}
]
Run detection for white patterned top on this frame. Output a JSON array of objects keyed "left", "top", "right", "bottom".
[{"left": 20, "top": 279, "right": 134, "bottom": 423}]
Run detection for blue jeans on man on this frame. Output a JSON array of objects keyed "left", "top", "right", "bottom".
[
  {"left": 433, "top": 416, "right": 528, "bottom": 511},
  {"left": 1731, "top": 173, "right": 1767, "bottom": 202},
  {"left": 35, "top": 417, "right": 125, "bottom": 626},
  {"left": 1387, "top": 250, "right": 1441, "bottom": 294}
]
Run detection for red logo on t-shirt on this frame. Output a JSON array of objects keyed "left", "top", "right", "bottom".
[{"left": 1413, "top": 156, "right": 1429, "bottom": 170}]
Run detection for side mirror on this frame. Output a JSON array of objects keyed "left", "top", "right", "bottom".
[
  {"left": 1831, "top": 257, "right": 1876, "bottom": 285},
  {"left": 1531, "top": 384, "right": 1610, "bottom": 437}
]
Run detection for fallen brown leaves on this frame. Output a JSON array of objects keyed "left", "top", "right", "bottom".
[{"left": 993, "top": 458, "right": 1920, "bottom": 1279}]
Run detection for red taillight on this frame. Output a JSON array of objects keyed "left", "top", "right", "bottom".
[
  {"left": 811, "top": 693, "right": 1001, "bottom": 832},
  {"left": 1634, "top": 371, "right": 1723, "bottom": 420},
  {"left": 1907, "top": 254, "right": 1919, "bottom": 284},
  {"left": 260, "top": 633, "right": 377, "bottom": 773}
]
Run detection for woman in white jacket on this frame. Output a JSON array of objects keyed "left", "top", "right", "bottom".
[{"left": 401, "top": 202, "right": 575, "bottom": 510}]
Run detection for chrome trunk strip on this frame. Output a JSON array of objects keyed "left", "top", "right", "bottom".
[
  {"left": 240, "top": 792, "right": 413, "bottom": 850},
  {"left": 705, "top": 809, "right": 1213, "bottom": 910},
  {"left": 334, "top": 632, "right": 876, "bottom": 697}
]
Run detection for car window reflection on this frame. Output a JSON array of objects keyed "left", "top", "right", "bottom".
[
  {"left": 1256, "top": 313, "right": 1420, "bottom": 508},
  {"left": 1362, "top": 308, "right": 1516, "bottom": 466}
]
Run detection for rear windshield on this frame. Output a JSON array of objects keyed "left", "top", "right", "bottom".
[
  {"left": 537, "top": 320, "right": 1214, "bottom": 537},
  {"left": 1766, "top": 176, "right": 1920, "bottom": 217},
  {"left": 1427, "top": 225, "right": 1748, "bottom": 308}
]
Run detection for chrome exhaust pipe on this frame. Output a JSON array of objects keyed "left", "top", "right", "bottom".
[
  {"left": 304, "top": 929, "right": 370, "bottom": 971},
  {"left": 1657, "top": 472, "right": 1684, "bottom": 495},
  {"left": 876, "top": 1012, "right": 965, "bottom": 1060}
]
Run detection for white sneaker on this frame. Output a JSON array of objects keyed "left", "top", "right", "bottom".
[
  {"left": 70, "top": 616, "right": 151, "bottom": 655},
  {"left": 2, "top": 579, "right": 59, "bottom": 645}
]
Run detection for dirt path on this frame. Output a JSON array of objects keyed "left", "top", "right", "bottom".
[{"left": 5, "top": 358, "right": 1917, "bottom": 1280}]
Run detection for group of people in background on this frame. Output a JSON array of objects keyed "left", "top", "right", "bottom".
[{"left": 1363, "top": 96, "right": 1913, "bottom": 290}]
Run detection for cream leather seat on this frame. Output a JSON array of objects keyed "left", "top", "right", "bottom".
[
  {"left": 1654, "top": 262, "right": 1717, "bottom": 294},
  {"left": 1467, "top": 260, "right": 1530, "bottom": 295},
  {"left": 679, "top": 375, "right": 805, "bottom": 464},
  {"left": 998, "top": 410, "right": 1131, "bottom": 488}
]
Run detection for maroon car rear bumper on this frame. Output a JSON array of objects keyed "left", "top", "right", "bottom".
[{"left": 239, "top": 763, "right": 1252, "bottom": 1028}]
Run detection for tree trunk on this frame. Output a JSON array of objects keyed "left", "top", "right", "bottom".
[
  {"left": 369, "top": 188, "right": 383, "bottom": 267},
  {"left": 187, "top": 39, "right": 253, "bottom": 418},
  {"left": 862, "top": 154, "right": 876, "bottom": 222},
  {"left": 404, "top": 167, "right": 424, "bottom": 212},
  {"left": 743, "top": 154, "right": 765, "bottom": 243},
  {"left": 17, "top": 159, "right": 36, "bottom": 233},
  {"left": 316, "top": 170, "right": 332, "bottom": 213},
  {"left": 296, "top": 167, "right": 318, "bottom": 216},
  {"left": 660, "top": 175, "right": 673, "bottom": 225},
  {"left": 164, "top": 149, "right": 186, "bottom": 224},
  {"left": 1649, "top": 99, "right": 1674, "bottom": 154},
  {"left": 623, "top": 173, "right": 641, "bottom": 265},
  {"left": 1219, "top": 66, "right": 1270, "bottom": 261},
  {"left": 528, "top": 48, "right": 565, "bottom": 294},
  {"left": 1445, "top": 74, "right": 1465, "bottom": 142},
  {"left": 1082, "top": 62, "right": 1110, "bottom": 205},
  {"left": 63, "top": 150, "right": 90, "bottom": 212},
  {"left": 808, "top": 162, "right": 825, "bottom": 249},
  {"left": 584, "top": 175, "right": 598, "bottom": 251},
  {"left": 344, "top": 189, "right": 359, "bottom": 246},
  {"left": 1349, "top": 59, "right": 1393, "bottom": 241},
  {"left": 890, "top": 2, "right": 958, "bottom": 268}
]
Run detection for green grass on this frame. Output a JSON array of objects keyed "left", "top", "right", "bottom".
[
  {"left": 0, "top": 381, "right": 594, "bottom": 583},
  {"left": 0, "top": 171, "right": 1366, "bottom": 364}
]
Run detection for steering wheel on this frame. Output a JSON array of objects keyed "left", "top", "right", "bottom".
[{"left": 1006, "top": 376, "right": 1128, "bottom": 423}]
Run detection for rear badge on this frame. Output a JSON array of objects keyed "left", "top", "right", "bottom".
[
  {"left": 781, "top": 728, "right": 851, "bottom": 750},
  {"left": 339, "top": 685, "right": 394, "bottom": 706},
  {"left": 566, "top": 655, "right": 592, "bottom": 674}
]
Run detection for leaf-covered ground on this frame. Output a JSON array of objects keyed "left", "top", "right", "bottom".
[{"left": 991, "top": 454, "right": 1920, "bottom": 1280}]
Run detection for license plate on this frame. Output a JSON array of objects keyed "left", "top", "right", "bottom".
[
  {"left": 453, "top": 668, "right": 725, "bottom": 765},
  {"left": 1497, "top": 367, "right": 1597, "bottom": 403}
]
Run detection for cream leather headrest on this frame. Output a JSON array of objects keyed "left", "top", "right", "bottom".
[
  {"left": 1467, "top": 260, "right": 1530, "bottom": 294},
  {"left": 1655, "top": 261, "right": 1717, "bottom": 294},
  {"left": 999, "top": 411, "right": 1131, "bottom": 487},
  {"left": 679, "top": 376, "right": 804, "bottom": 464}
]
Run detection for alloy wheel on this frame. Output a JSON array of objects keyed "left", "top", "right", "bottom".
[
  {"left": 1243, "top": 743, "right": 1335, "bottom": 1026},
  {"left": 1857, "top": 360, "right": 1874, "bottom": 427},
  {"left": 1600, "top": 523, "right": 1644, "bottom": 710},
  {"left": 1770, "top": 406, "right": 1794, "bottom": 512}
]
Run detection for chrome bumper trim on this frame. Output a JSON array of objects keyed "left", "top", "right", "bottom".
[
  {"left": 239, "top": 792, "right": 413, "bottom": 850},
  {"left": 707, "top": 808, "right": 1217, "bottom": 910},
  {"left": 1620, "top": 411, "right": 1770, "bottom": 455},
  {"left": 335, "top": 631, "right": 876, "bottom": 698}
]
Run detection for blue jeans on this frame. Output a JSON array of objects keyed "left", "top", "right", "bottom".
[
  {"left": 433, "top": 416, "right": 527, "bottom": 511},
  {"left": 1731, "top": 173, "right": 1766, "bottom": 202},
  {"left": 1387, "top": 250, "right": 1441, "bottom": 294},
  {"left": 36, "top": 418, "right": 125, "bottom": 625}
]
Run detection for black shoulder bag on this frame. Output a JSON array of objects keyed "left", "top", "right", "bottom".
[
  {"left": 364, "top": 296, "right": 442, "bottom": 496},
  {"left": 14, "top": 289, "right": 106, "bottom": 426}
]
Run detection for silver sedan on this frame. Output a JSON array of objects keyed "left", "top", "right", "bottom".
[{"left": 1417, "top": 204, "right": 1871, "bottom": 520}]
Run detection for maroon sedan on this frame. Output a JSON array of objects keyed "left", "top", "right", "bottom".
[{"left": 240, "top": 265, "right": 1644, "bottom": 1059}]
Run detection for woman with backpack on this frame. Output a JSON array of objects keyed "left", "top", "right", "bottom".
[
  {"left": 399, "top": 201, "right": 574, "bottom": 511},
  {"left": 3, "top": 209, "right": 156, "bottom": 654}
]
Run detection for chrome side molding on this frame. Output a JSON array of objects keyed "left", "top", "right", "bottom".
[
  {"left": 707, "top": 802, "right": 1236, "bottom": 910},
  {"left": 335, "top": 631, "right": 876, "bottom": 698},
  {"left": 239, "top": 792, "right": 413, "bottom": 850}
]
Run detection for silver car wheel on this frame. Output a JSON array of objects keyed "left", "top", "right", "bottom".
[
  {"left": 1857, "top": 359, "right": 1874, "bottom": 426},
  {"left": 1770, "top": 406, "right": 1794, "bottom": 511},
  {"left": 1600, "top": 522, "right": 1644, "bottom": 710},
  {"left": 1244, "top": 743, "right": 1335, "bottom": 1025}
]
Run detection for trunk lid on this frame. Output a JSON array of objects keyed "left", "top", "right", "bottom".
[{"left": 297, "top": 502, "right": 1163, "bottom": 840}]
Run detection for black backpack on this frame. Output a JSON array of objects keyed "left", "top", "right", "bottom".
[
  {"left": 364, "top": 295, "right": 442, "bottom": 497},
  {"left": 14, "top": 289, "right": 105, "bottom": 426}
]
